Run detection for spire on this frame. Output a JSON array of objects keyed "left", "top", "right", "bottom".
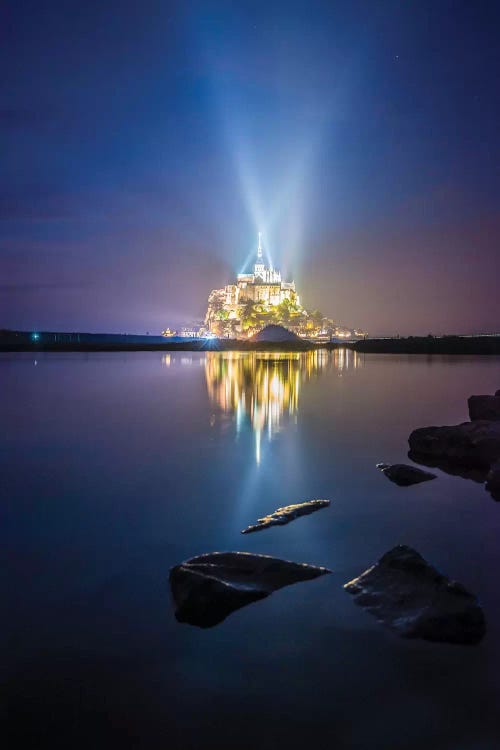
[{"left": 257, "top": 231, "right": 263, "bottom": 260}]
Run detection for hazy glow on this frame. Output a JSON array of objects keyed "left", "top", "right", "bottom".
[
  {"left": 229, "top": 137, "right": 318, "bottom": 275},
  {"left": 199, "top": 24, "right": 323, "bottom": 278}
]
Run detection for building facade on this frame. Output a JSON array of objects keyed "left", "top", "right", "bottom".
[{"left": 205, "top": 234, "right": 301, "bottom": 334}]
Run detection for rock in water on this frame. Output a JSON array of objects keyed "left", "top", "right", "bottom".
[
  {"left": 468, "top": 394, "right": 500, "bottom": 421},
  {"left": 408, "top": 421, "right": 500, "bottom": 468},
  {"left": 250, "top": 324, "right": 302, "bottom": 343},
  {"left": 241, "top": 499, "right": 330, "bottom": 534},
  {"left": 170, "top": 552, "right": 331, "bottom": 628},
  {"left": 344, "top": 545, "right": 486, "bottom": 644},
  {"left": 376, "top": 463, "right": 436, "bottom": 486}
]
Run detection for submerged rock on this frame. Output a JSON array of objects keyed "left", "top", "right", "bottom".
[
  {"left": 410, "top": 452, "right": 499, "bottom": 501},
  {"left": 407, "top": 452, "right": 488, "bottom": 482},
  {"left": 486, "top": 460, "right": 500, "bottom": 501},
  {"left": 241, "top": 499, "right": 330, "bottom": 534},
  {"left": 468, "top": 394, "right": 500, "bottom": 421},
  {"left": 376, "top": 463, "right": 436, "bottom": 486},
  {"left": 170, "top": 551, "right": 331, "bottom": 628},
  {"left": 344, "top": 545, "right": 486, "bottom": 645},
  {"left": 408, "top": 420, "right": 500, "bottom": 468}
]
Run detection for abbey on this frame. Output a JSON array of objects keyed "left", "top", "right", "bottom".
[
  {"left": 234, "top": 232, "right": 299, "bottom": 306},
  {"left": 205, "top": 234, "right": 301, "bottom": 335}
]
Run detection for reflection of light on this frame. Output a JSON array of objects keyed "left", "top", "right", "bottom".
[
  {"left": 334, "top": 347, "right": 347, "bottom": 371},
  {"left": 204, "top": 350, "right": 334, "bottom": 464},
  {"left": 270, "top": 374, "right": 281, "bottom": 398}
]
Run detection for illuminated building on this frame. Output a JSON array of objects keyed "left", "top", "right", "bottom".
[
  {"left": 235, "top": 232, "right": 298, "bottom": 305},
  {"left": 205, "top": 233, "right": 301, "bottom": 336},
  {"left": 201, "top": 233, "right": 367, "bottom": 339}
]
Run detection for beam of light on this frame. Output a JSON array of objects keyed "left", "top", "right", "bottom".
[
  {"left": 239, "top": 244, "right": 259, "bottom": 275},
  {"left": 230, "top": 138, "right": 317, "bottom": 275},
  {"left": 189, "top": 11, "right": 363, "bottom": 288},
  {"left": 195, "top": 42, "right": 325, "bottom": 276}
]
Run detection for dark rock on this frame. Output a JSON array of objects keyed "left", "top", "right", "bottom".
[
  {"left": 241, "top": 499, "right": 330, "bottom": 534},
  {"left": 170, "top": 551, "right": 331, "bottom": 628},
  {"left": 468, "top": 394, "right": 500, "bottom": 421},
  {"left": 486, "top": 460, "right": 500, "bottom": 501},
  {"left": 408, "top": 420, "right": 500, "bottom": 468},
  {"left": 344, "top": 545, "right": 486, "bottom": 645},
  {"left": 251, "top": 324, "right": 302, "bottom": 343},
  {"left": 376, "top": 462, "right": 436, "bottom": 486}
]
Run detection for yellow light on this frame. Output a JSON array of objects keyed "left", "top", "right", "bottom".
[{"left": 203, "top": 350, "right": 351, "bottom": 463}]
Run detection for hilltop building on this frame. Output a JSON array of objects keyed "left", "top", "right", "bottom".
[
  {"left": 205, "top": 233, "right": 302, "bottom": 336},
  {"left": 233, "top": 232, "right": 299, "bottom": 306},
  {"left": 162, "top": 234, "right": 366, "bottom": 339}
]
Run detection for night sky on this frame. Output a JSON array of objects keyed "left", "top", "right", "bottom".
[{"left": 1, "top": 0, "right": 499, "bottom": 335}]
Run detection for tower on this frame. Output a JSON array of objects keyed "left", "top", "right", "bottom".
[{"left": 254, "top": 231, "right": 266, "bottom": 280}]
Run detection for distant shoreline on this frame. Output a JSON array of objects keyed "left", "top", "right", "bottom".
[
  {"left": 1, "top": 330, "right": 500, "bottom": 354},
  {"left": 352, "top": 336, "right": 500, "bottom": 355}
]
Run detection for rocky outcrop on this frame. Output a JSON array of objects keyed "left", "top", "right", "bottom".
[
  {"left": 344, "top": 545, "right": 486, "bottom": 644},
  {"left": 241, "top": 499, "right": 330, "bottom": 534},
  {"left": 468, "top": 394, "right": 500, "bottom": 421},
  {"left": 251, "top": 324, "right": 302, "bottom": 343},
  {"left": 170, "top": 552, "right": 331, "bottom": 628},
  {"left": 408, "top": 420, "right": 500, "bottom": 468},
  {"left": 376, "top": 463, "right": 436, "bottom": 486},
  {"left": 486, "top": 460, "right": 500, "bottom": 501}
]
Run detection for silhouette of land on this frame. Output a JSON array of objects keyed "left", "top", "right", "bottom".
[
  {"left": 0, "top": 329, "right": 312, "bottom": 352},
  {"left": 352, "top": 335, "right": 500, "bottom": 355},
  {"left": 1, "top": 330, "right": 499, "bottom": 354}
]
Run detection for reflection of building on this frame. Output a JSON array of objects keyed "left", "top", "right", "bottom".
[{"left": 204, "top": 349, "right": 361, "bottom": 463}]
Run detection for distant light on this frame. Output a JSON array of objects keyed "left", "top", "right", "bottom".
[{"left": 31, "top": 333, "right": 40, "bottom": 341}]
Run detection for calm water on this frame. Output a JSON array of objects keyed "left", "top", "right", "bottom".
[{"left": 3, "top": 350, "right": 500, "bottom": 749}]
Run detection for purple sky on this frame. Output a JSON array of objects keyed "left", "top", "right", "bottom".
[{"left": 1, "top": 0, "right": 499, "bottom": 335}]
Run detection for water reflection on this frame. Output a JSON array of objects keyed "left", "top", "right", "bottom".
[
  {"left": 204, "top": 349, "right": 361, "bottom": 463},
  {"left": 161, "top": 354, "right": 205, "bottom": 367}
]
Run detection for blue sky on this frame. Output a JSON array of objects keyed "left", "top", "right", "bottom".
[{"left": 1, "top": 0, "right": 499, "bottom": 334}]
